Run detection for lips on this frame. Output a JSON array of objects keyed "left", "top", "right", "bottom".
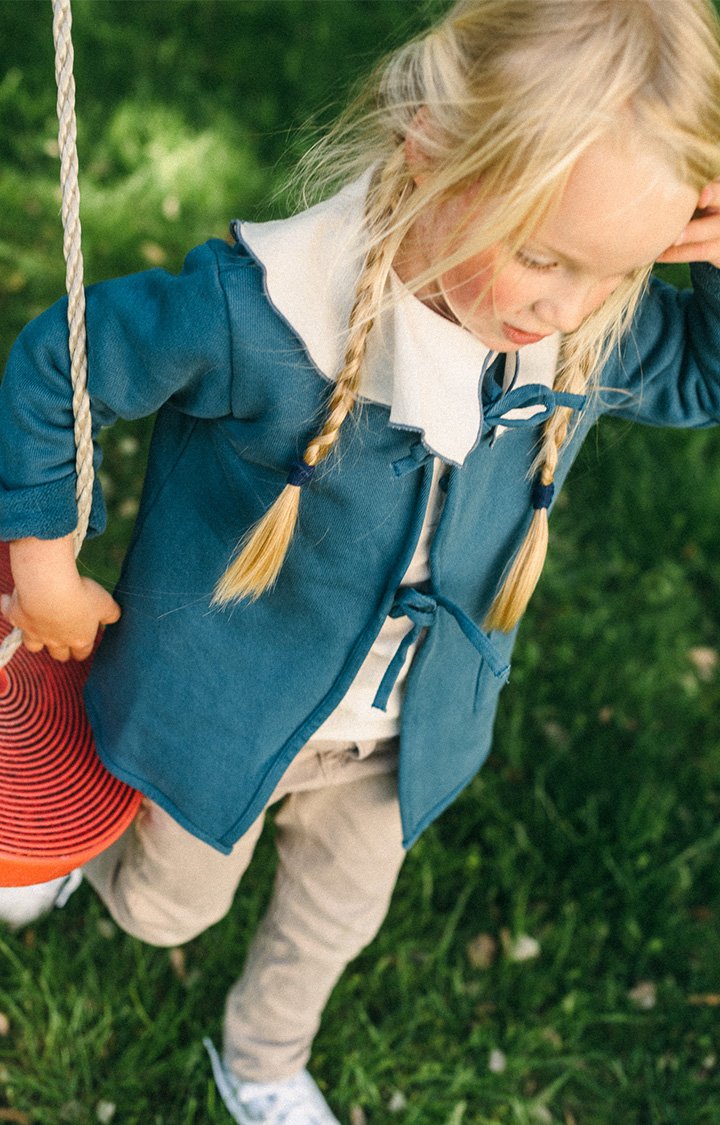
[{"left": 502, "top": 323, "right": 550, "bottom": 346}]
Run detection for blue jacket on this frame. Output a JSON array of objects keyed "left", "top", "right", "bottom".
[{"left": 2, "top": 238, "right": 720, "bottom": 853}]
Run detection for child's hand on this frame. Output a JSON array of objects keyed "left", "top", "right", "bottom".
[
  {"left": 0, "top": 536, "right": 121, "bottom": 663},
  {"left": 1, "top": 578, "right": 121, "bottom": 663},
  {"left": 656, "top": 178, "right": 720, "bottom": 268}
]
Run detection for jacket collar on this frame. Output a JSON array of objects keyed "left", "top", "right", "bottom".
[{"left": 237, "top": 173, "right": 560, "bottom": 466}]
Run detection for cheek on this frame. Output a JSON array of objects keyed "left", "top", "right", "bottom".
[
  {"left": 441, "top": 251, "right": 500, "bottom": 314},
  {"left": 441, "top": 249, "right": 541, "bottom": 320},
  {"left": 487, "top": 268, "right": 533, "bottom": 315},
  {"left": 595, "top": 276, "right": 626, "bottom": 308}
]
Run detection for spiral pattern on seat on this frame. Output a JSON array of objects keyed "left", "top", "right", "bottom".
[{"left": 0, "top": 541, "right": 141, "bottom": 886}]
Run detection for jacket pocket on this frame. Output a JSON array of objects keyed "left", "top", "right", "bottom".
[{"left": 474, "top": 649, "right": 510, "bottom": 713}]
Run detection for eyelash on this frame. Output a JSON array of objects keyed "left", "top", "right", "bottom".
[{"left": 514, "top": 249, "right": 558, "bottom": 272}]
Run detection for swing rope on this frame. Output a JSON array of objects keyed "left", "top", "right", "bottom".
[
  {"left": 0, "top": 0, "right": 93, "bottom": 671},
  {"left": 53, "top": 0, "right": 94, "bottom": 549}
]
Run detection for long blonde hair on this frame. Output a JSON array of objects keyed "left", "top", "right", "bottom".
[{"left": 214, "top": 0, "right": 720, "bottom": 629}]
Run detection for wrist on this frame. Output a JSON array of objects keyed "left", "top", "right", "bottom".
[{"left": 9, "top": 535, "right": 81, "bottom": 601}]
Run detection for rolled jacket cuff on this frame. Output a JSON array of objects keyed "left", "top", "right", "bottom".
[{"left": 0, "top": 475, "right": 106, "bottom": 541}]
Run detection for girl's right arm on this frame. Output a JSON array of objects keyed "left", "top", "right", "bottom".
[{"left": 0, "top": 240, "right": 236, "bottom": 658}]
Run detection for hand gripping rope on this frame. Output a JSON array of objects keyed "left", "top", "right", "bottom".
[{"left": 0, "top": 0, "right": 142, "bottom": 887}]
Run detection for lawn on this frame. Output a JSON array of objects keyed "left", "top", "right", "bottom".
[{"left": 1, "top": 3, "right": 720, "bottom": 1122}]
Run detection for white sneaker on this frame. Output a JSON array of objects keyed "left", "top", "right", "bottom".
[
  {"left": 0, "top": 869, "right": 82, "bottom": 929},
  {"left": 203, "top": 1038, "right": 340, "bottom": 1125}
]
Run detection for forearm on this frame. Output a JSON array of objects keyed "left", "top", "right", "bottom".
[{"left": 601, "top": 263, "right": 720, "bottom": 427}]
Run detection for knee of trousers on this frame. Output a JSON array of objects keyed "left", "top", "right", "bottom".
[
  {"left": 84, "top": 805, "right": 245, "bottom": 947},
  {"left": 86, "top": 862, "right": 236, "bottom": 947},
  {"left": 103, "top": 895, "right": 232, "bottom": 947}
]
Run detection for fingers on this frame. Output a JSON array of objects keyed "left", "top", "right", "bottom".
[
  {"left": 656, "top": 237, "right": 720, "bottom": 265},
  {"left": 16, "top": 628, "right": 88, "bottom": 663},
  {"left": 699, "top": 179, "right": 720, "bottom": 210},
  {"left": 656, "top": 218, "right": 720, "bottom": 264},
  {"left": 79, "top": 578, "right": 122, "bottom": 626},
  {"left": 24, "top": 630, "right": 98, "bottom": 663},
  {"left": 99, "top": 597, "right": 122, "bottom": 626},
  {"left": 21, "top": 634, "right": 45, "bottom": 655},
  {"left": 657, "top": 177, "right": 720, "bottom": 267},
  {"left": 23, "top": 634, "right": 95, "bottom": 664},
  {"left": 69, "top": 638, "right": 97, "bottom": 662},
  {"left": 0, "top": 588, "right": 117, "bottom": 663}
]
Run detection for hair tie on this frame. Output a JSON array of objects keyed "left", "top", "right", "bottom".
[
  {"left": 286, "top": 459, "right": 316, "bottom": 488},
  {"left": 532, "top": 480, "right": 554, "bottom": 510}
]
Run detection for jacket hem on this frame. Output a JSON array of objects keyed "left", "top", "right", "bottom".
[
  {"left": 400, "top": 758, "right": 489, "bottom": 849},
  {"left": 93, "top": 739, "right": 234, "bottom": 856}
]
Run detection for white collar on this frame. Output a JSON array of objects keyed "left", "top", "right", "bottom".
[{"left": 239, "top": 173, "right": 559, "bottom": 465}]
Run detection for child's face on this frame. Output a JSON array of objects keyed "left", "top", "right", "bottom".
[{"left": 398, "top": 134, "right": 699, "bottom": 352}]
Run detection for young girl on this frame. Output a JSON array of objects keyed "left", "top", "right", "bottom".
[{"left": 3, "top": 0, "right": 720, "bottom": 1120}]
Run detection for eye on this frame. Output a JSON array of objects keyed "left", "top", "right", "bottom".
[{"left": 514, "top": 248, "right": 559, "bottom": 272}]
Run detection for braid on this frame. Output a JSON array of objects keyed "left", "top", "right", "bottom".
[
  {"left": 301, "top": 233, "right": 393, "bottom": 469},
  {"left": 483, "top": 347, "right": 589, "bottom": 633},
  {"left": 484, "top": 263, "right": 653, "bottom": 633},
  {"left": 212, "top": 156, "right": 410, "bottom": 605}
]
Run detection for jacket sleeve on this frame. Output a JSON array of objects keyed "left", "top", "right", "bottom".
[
  {"left": 599, "top": 262, "right": 720, "bottom": 427},
  {"left": 0, "top": 240, "right": 233, "bottom": 541}
]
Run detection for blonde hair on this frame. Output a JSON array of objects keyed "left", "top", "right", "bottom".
[{"left": 214, "top": 0, "right": 720, "bottom": 629}]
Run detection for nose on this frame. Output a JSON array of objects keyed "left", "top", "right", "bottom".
[{"left": 533, "top": 278, "right": 611, "bottom": 335}]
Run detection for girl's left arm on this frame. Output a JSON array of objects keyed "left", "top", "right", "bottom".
[{"left": 602, "top": 178, "right": 720, "bottom": 427}]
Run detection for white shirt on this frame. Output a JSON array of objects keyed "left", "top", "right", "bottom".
[{"left": 239, "top": 174, "right": 560, "bottom": 739}]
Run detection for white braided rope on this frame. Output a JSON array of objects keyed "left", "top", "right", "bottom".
[
  {"left": 0, "top": 628, "right": 22, "bottom": 668},
  {"left": 0, "top": 0, "right": 92, "bottom": 671},
  {"left": 53, "top": 0, "right": 94, "bottom": 549}
]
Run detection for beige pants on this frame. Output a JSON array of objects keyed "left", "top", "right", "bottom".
[{"left": 85, "top": 738, "right": 405, "bottom": 1082}]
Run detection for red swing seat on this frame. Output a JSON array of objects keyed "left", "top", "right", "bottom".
[{"left": 0, "top": 540, "right": 142, "bottom": 887}]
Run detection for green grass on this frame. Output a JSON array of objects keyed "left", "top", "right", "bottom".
[{"left": 2, "top": 3, "right": 720, "bottom": 1122}]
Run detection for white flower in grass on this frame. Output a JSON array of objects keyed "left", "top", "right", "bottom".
[
  {"left": 96, "top": 918, "right": 116, "bottom": 939},
  {"left": 488, "top": 1048, "right": 507, "bottom": 1073},
  {"left": 95, "top": 1102, "right": 116, "bottom": 1124},
  {"left": 688, "top": 646, "right": 718, "bottom": 682},
  {"left": 529, "top": 1107, "right": 553, "bottom": 1124},
  {"left": 505, "top": 932, "right": 541, "bottom": 962},
  {"left": 628, "top": 980, "right": 657, "bottom": 1009}
]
